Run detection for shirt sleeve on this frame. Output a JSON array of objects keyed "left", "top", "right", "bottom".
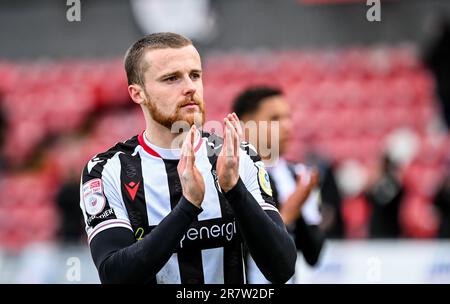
[
  {"left": 89, "top": 196, "right": 202, "bottom": 284},
  {"left": 238, "top": 142, "right": 279, "bottom": 213},
  {"left": 222, "top": 142, "right": 297, "bottom": 283},
  {"left": 80, "top": 155, "right": 133, "bottom": 244}
]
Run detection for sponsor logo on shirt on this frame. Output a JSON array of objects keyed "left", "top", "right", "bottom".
[
  {"left": 179, "top": 220, "right": 237, "bottom": 249},
  {"left": 86, "top": 208, "right": 115, "bottom": 226}
]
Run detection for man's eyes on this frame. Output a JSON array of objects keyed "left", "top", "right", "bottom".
[
  {"left": 162, "top": 73, "right": 201, "bottom": 82},
  {"left": 164, "top": 75, "right": 178, "bottom": 82},
  {"left": 191, "top": 73, "right": 201, "bottom": 80}
]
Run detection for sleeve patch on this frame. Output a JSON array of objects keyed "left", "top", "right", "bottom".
[
  {"left": 82, "top": 178, "right": 106, "bottom": 216},
  {"left": 255, "top": 162, "right": 273, "bottom": 197}
]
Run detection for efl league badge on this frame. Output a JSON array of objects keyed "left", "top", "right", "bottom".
[{"left": 83, "top": 178, "right": 106, "bottom": 215}]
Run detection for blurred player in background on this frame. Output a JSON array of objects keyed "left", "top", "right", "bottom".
[
  {"left": 363, "top": 153, "right": 404, "bottom": 238},
  {"left": 79, "top": 33, "right": 296, "bottom": 284},
  {"left": 232, "top": 86, "right": 325, "bottom": 283}
]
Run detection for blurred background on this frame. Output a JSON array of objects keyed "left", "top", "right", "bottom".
[{"left": 0, "top": 0, "right": 449, "bottom": 283}]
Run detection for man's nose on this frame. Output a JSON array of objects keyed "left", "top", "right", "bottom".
[{"left": 182, "top": 77, "right": 196, "bottom": 97}]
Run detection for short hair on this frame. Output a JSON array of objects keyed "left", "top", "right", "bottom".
[
  {"left": 232, "top": 86, "right": 283, "bottom": 118},
  {"left": 124, "top": 32, "right": 192, "bottom": 86}
]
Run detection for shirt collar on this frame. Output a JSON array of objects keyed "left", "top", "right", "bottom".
[{"left": 138, "top": 130, "right": 203, "bottom": 159}]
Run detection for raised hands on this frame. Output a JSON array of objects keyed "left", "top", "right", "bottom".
[
  {"left": 280, "top": 166, "right": 320, "bottom": 225},
  {"left": 295, "top": 166, "right": 320, "bottom": 202},
  {"left": 217, "top": 113, "right": 243, "bottom": 193},
  {"left": 177, "top": 125, "right": 205, "bottom": 207}
]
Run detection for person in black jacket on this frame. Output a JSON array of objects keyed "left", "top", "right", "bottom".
[
  {"left": 56, "top": 169, "right": 84, "bottom": 243},
  {"left": 305, "top": 151, "right": 344, "bottom": 239},
  {"left": 232, "top": 86, "right": 326, "bottom": 283},
  {"left": 364, "top": 154, "right": 404, "bottom": 238}
]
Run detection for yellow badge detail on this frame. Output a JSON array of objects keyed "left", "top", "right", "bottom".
[{"left": 258, "top": 167, "right": 273, "bottom": 197}]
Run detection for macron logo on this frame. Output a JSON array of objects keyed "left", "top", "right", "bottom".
[{"left": 124, "top": 181, "right": 140, "bottom": 201}]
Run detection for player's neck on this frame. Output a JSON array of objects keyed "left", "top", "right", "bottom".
[{"left": 144, "top": 122, "right": 185, "bottom": 149}]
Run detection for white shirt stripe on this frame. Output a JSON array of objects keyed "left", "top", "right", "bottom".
[
  {"left": 156, "top": 253, "right": 182, "bottom": 284},
  {"left": 202, "top": 248, "right": 224, "bottom": 284},
  {"left": 139, "top": 147, "right": 173, "bottom": 226}
]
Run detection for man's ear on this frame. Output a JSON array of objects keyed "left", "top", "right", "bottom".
[{"left": 128, "top": 84, "right": 147, "bottom": 105}]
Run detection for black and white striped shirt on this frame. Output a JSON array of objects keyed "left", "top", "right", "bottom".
[{"left": 80, "top": 130, "right": 295, "bottom": 284}]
